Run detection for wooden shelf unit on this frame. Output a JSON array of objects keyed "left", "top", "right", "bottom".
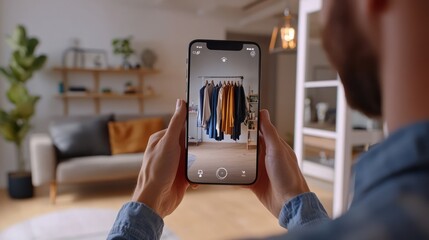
[
  {"left": 247, "top": 92, "right": 259, "bottom": 150},
  {"left": 55, "top": 93, "right": 156, "bottom": 99},
  {"left": 53, "top": 67, "right": 159, "bottom": 115},
  {"left": 295, "top": 0, "right": 384, "bottom": 217},
  {"left": 53, "top": 67, "right": 159, "bottom": 74}
]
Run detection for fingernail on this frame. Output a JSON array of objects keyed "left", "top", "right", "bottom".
[{"left": 176, "top": 99, "right": 182, "bottom": 111}]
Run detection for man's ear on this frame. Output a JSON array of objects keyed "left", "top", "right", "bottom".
[
  {"left": 356, "top": 0, "right": 390, "bottom": 50},
  {"left": 357, "top": 0, "right": 389, "bottom": 23}
]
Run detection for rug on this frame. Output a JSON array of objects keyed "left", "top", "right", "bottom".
[{"left": 0, "top": 208, "right": 178, "bottom": 240}]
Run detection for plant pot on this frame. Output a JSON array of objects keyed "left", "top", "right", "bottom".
[
  {"left": 121, "top": 58, "right": 132, "bottom": 69},
  {"left": 8, "top": 171, "right": 34, "bottom": 199}
]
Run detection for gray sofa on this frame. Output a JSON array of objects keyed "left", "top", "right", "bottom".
[{"left": 30, "top": 114, "right": 171, "bottom": 204}]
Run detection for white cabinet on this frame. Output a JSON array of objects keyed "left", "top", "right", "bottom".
[
  {"left": 295, "top": 0, "right": 384, "bottom": 217},
  {"left": 188, "top": 111, "right": 202, "bottom": 145},
  {"left": 247, "top": 92, "right": 259, "bottom": 149}
]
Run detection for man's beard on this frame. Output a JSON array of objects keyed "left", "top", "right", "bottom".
[{"left": 321, "top": 1, "right": 382, "bottom": 118}]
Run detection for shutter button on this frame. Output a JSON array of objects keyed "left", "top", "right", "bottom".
[{"left": 216, "top": 168, "right": 228, "bottom": 180}]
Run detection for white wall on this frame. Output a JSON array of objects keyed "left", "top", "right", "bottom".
[
  {"left": 0, "top": 0, "right": 235, "bottom": 188},
  {"left": 275, "top": 53, "right": 297, "bottom": 143}
]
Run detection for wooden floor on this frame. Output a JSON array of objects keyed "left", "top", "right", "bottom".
[
  {"left": 188, "top": 143, "right": 257, "bottom": 184},
  {"left": 0, "top": 177, "right": 332, "bottom": 239}
]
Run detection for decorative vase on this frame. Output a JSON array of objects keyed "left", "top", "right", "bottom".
[
  {"left": 316, "top": 102, "right": 329, "bottom": 123},
  {"left": 121, "top": 57, "right": 132, "bottom": 69},
  {"left": 141, "top": 49, "right": 157, "bottom": 69}
]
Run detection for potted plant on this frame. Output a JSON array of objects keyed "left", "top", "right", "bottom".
[
  {"left": 0, "top": 25, "right": 47, "bottom": 199},
  {"left": 112, "top": 37, "right": 134, "bottom": 69}
]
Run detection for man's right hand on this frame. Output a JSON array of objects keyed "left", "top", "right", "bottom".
[{"left": 249, "top": 110, "right": 310, "bottom": 218}]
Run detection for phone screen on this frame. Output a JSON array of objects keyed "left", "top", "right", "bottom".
[{"left": 186, "top": 40, "right": 260, "bottom": 184}]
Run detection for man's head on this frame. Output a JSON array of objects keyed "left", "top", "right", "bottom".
[{"left": 321, "top": 0, "right": 383, "bottom": 118}]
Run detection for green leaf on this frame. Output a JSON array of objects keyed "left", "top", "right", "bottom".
[
  {"left": 11, "top": 102, "right": 34, "bottom": 119},
  {"left": 9, "top": 62, "right": 25, "bottom": 82},
  {"left": 12, "top": 25, "right": 27, "bottom": 46},
  {"left": 0, "top": 67, "right": 17, "bottom": 83},
  {"left": 10, "top": 61, "right": 31, "bottom": 82},
  {"left": 32, "top": 55, "right": 47, "bottom": 70},
  {"left": 26, "top": 38, "right": 39, "bottom": 56},
  {"left": 13, "top": 51, "right": 35, "bottom": 68},
  {"left": 6, "top": 37, "right": 23, "bottom": 52},
  {"left": 0, "top": 111, "right": 18, "bottom": 142},
  {"left": 0, "top": 122, "right": 17, "bottom": 142},
  {"left": 6, "top": 25, "right": 26, "bottom": 53},
  {"left": 7, "top": 83, "right": 29, "bottom": 104},
  {"left": 0, "top": 110, "right": 9, "bottom": 123},
  {"left": 10, "top": 95, "right": 39, "bottom": 119}
]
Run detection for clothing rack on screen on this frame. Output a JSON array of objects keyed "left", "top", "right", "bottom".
[
  {"left": 198, "top": 75, "right": 244, "bottom": 79},
  {"left": 197, "top": 75, "right": 244, "bottom": 127},
  {"left": 198, "top": 75, "right": 247, "bottom": 142},
  {"left": 198, "top": 76, "right": 244, "bottom": 86}
]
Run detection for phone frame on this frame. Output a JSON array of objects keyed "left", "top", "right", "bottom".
[{"left": 185, "top": 39, "right": 261, "bottom": 185}]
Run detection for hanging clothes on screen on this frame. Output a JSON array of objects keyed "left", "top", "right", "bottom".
[
  {"left": 198, "top": 85, "right": 206, "bottom": 127},
  {"left": 207, "top": 83, "right": 217, "bottom": 136},
  {"left": 225, "top": 83, "right": 235, "bottom": 135},
  {"left": 201, "top": 82, "right": 213, "bottom": 129},
  {"left": 208, "top": 84, "right": 224, "bottom": 140},
  {"left": 216, "top": 84, "right": 224, "bottom": 136},
  {"left": 231, "top": 84, "right": 246, "bottom": 140},
  {"left": 200, "top": 80, "right": 247, "bottom": 141},
  {"left": 221, "top": 83, "right": 230, "bottom": 134}
]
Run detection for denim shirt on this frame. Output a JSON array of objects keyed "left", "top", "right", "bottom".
[{"left": 108, "top": 121, "right": 429, "bottom": 240}]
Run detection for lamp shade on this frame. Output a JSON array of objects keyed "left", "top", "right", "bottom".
[{"left": 269, "top": 9, "right": 297, "bottom": 53}]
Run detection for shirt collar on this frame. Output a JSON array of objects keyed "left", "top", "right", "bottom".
[{"left": 352, "top": 120, "right": 429, "bottom": 203}]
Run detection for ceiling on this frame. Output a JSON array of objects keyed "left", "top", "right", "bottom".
[{"left": 134, "top": 0, "right": 300, "bottom": 34}]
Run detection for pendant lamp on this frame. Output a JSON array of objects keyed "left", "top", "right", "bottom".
[{"left": 269, "top": 8, "right": 297, "bottom": 53}]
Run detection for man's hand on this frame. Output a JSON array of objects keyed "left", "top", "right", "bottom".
[
  {"left": 250, "top": 110, "right": 310, "bottom": 217},
  {"left": 131, "top": 99, "right": 189, "bottom": 218}
]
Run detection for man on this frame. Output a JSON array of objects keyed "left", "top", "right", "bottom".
[{"left": 108, "top": 0, "right": 429, "bottom": 239}]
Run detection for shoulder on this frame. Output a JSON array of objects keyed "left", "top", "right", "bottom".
[{"left": 283, "top": 190, "right": 429, "bottom": 240}]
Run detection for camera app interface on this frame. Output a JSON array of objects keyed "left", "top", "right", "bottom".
[{"left": 187, "top": 41, "right": 260, "bottom": 184}]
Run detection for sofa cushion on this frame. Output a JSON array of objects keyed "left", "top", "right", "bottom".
[
  {"left": 56, "top": 153, "right": 144, "bottom": 183},
  {"left": 49, "top": 114, "right": 113, "bottom": 161},
  {"left": 108, "top": 118, "right": 164, "bottom": 155},
  {"left": 114, "top": 114, "right": 172, "bottom": 128}
]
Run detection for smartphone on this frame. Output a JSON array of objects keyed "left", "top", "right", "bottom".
[{"left": 186, "top": 39, "right": 261, "bottom": 185}]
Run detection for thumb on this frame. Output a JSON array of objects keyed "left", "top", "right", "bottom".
[
  {"left": 165, "top": 99, "right": 187, "bottom": 142},
  {"left": 259, "top": 110, "right": 283, "bottom": 155}
]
